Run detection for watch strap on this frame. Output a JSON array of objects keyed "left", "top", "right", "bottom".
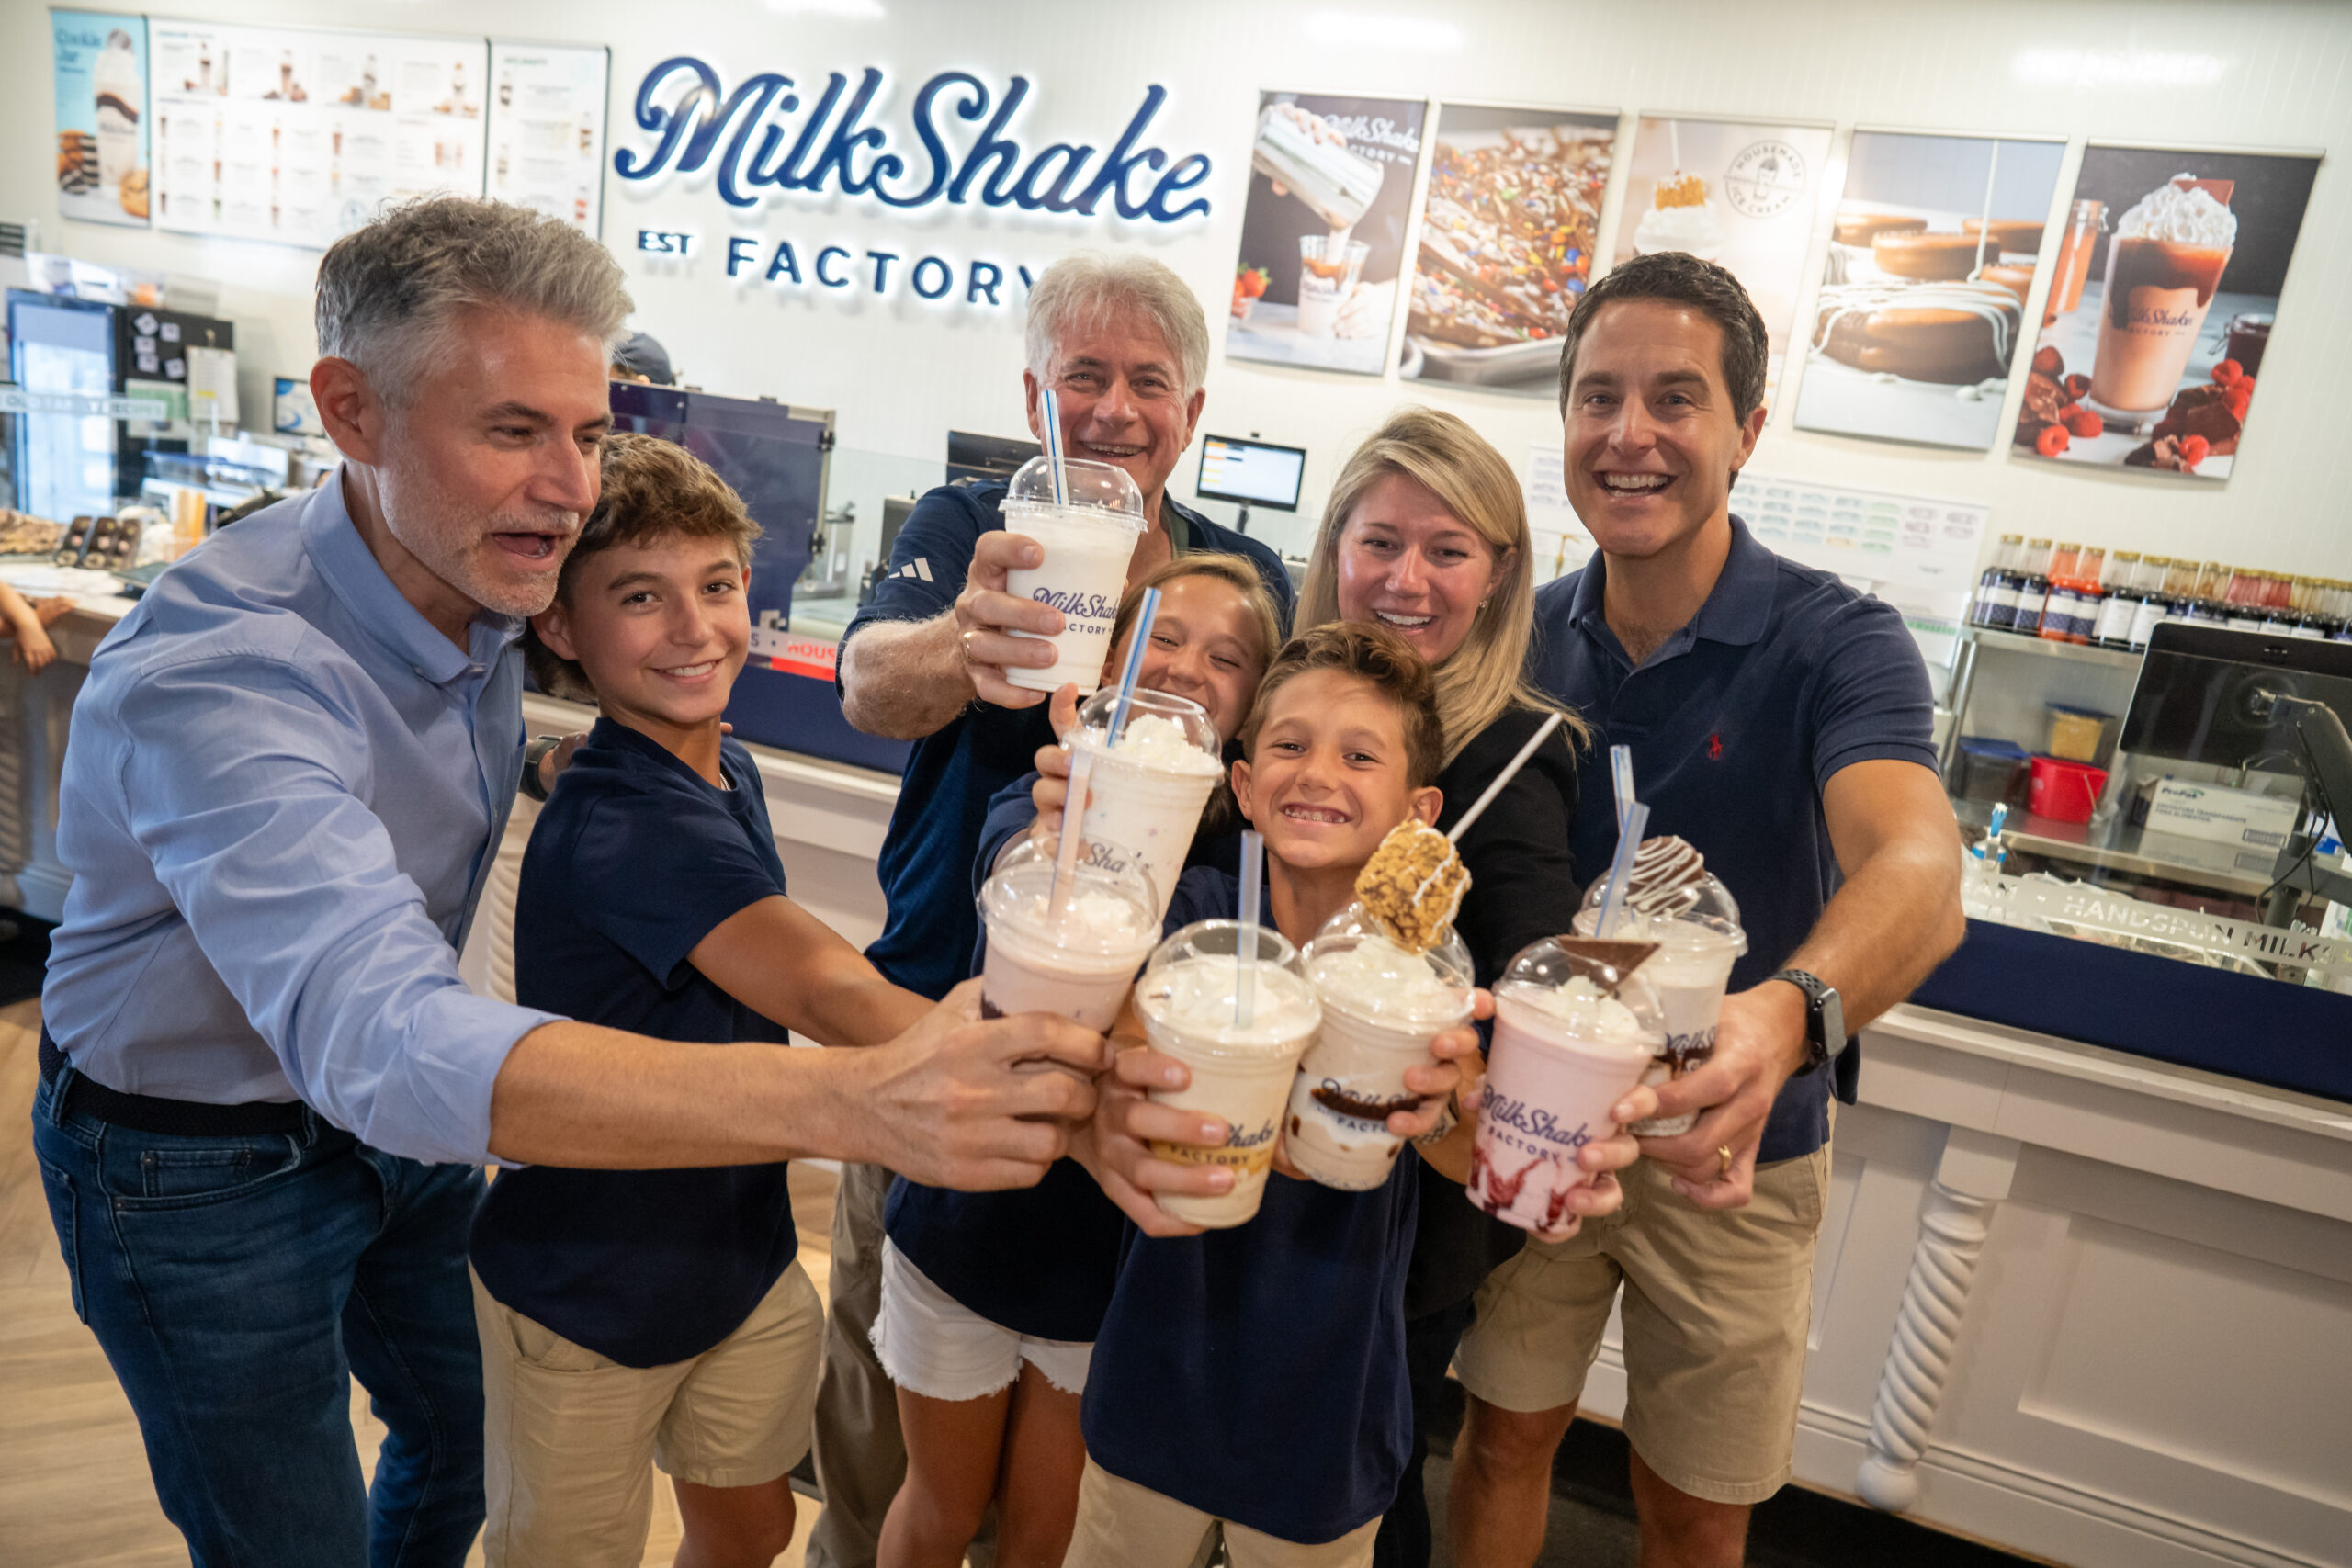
[
  {"left": 520, "top": 734, "right": 560, "bottom": 802},
  {"left": 1770, "top": 967, "right": 1834, "bottom": 1069}
]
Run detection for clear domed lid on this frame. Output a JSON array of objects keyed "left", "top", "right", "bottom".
[
  {"left": 1577, "top": 836, "right": 1745, "bottom": 949},
  {"left": 1304, "top": 902, "right": 1475, "bottom": 1027},
  {"left": 978, "top": 829, "right": 1158, "bottom": 958},
  {"left": 1004, "top": 455, "right": 1148, "bottom": 529},
  {"left": 1135, "top": 918, "right": 1319, "bottom": 1054},
  {"left": 1075, "top": 685, "right": 1224, "bottom": 761},
  {"left": 1493, "top": 935, "right": 1667, "bottom": 1043}
]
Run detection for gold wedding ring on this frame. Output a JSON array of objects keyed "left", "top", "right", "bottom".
[{"left": 1716, "top": 1145, "right": 1734, "bottom": 1179}]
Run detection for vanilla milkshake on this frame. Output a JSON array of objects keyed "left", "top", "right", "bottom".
[
  {"left": 1136, "top": 919, "right": 1322, "bottom": 1228},
  {"left": 978, "top": 835, "right": 1159, "bottom": 1032},
  {"left": 1001, "top": 455, "right": 1147, "bottom": 695},
  {"left": 1069, "top": 688, "right": 1224, "bottom": 922},
  {"left": 1293, "top": 908, "right": 1474, "bottom": 1190}
]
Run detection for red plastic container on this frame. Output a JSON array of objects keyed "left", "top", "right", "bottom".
[{"left": 2029, "top": 754, "right": 2107, "bottom": 823}]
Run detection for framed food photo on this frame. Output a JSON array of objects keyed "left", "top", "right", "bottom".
[
  {"left": 2012, "top": 144, "right": 2320, "bottom": 481},
  {"left": 1611, "top": 115, "right": 1833, "bottom": 402},
  {"left": 52, "top": 11, "right": 151, "bottom": 228},
  {"left": 1396, "top": 103, "right": 1618, "bottom": 398},
  {"left": 1227, "top": 91, "right": 1427, "bottom": 378},
  {"left": 1794, "top": 131, "right": 2065, "bottom": 450}
]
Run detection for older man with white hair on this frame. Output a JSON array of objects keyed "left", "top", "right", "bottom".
[
  {"left": 811, "top": 251, "right": 1295, "bottom": 1568},
  {"left": 33, "top": 197, "right": 1107, "bottom": 1568}
]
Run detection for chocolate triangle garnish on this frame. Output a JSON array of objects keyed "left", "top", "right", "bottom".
[{"left": 1555, "top": 935, "right": 1660, "bottom": 994}]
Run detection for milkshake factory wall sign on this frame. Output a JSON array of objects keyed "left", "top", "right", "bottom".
[{"left": 613, "top": 57, "right": 1214, "bottom": 220}]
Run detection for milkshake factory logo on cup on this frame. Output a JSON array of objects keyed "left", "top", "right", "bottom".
[
  {"left": 1663, "top": 1024, "right": 1716, "bottom": 1070},
  {"left": 1153, "top": 1115, "right": 1280, "bottom": 1172},
  {"left": 1480, "top": 1089, "right": 1596, "bottom": 1153},
  {"left": 1030, "top": 587, "right": 1119, "bottom": 626}
]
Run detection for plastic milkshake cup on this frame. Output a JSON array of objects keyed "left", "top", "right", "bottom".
[
  {"left": 1135, "top": 919, "right": 1321, "bottom": 1228},
  {"left": 2087, "top": 175, "right": 2238, "bottom": 426},
  {"left": 1468, "top": 937, "right": 1662, "bottom": 1240},
  {"left": 1575, "top": 860, "right": 1746, "bottom": 1137},
  {"left": 1000, "top": 455, "right": 1147, "bottom": 695},
  {"left": 1291, "top": 906, "right": 1474, "bottom": 1190},
  {"left": 1297, "top": 235, "right": 1369, "bottom": 338},
  {"left": 1069, "top": 688, "right": 1225, "bottom": 922},
  {"left": 978, "top": 834, "right": 1159, "bottom": 1032}
]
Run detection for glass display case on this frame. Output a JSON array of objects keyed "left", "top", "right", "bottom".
[{"left": 1919, "top": 620, "right": 2352, "bottom": 1101}]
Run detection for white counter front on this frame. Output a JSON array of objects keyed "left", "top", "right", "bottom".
[{"left": 9, "top": 616, "right": 2347, "bottom": 1568}]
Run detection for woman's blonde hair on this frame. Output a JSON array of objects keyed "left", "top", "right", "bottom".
[{"left": 1297, "top": 406, "right": 1586, "bottom": 764}]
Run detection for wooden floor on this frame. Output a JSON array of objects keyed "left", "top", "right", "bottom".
[{"left": 0, "top": 999, "right": 842, "bottom": 1566}]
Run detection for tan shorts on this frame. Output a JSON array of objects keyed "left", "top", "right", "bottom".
[
  {"left": 473, "top": 1260, "right": 826, "bottom": 1568},
  {"left": 1063, "top": 1458, "right": 1379, "bottom": 1568},
  {"left": 1453, "top": 1142, "right": 1831, "bottom": 1506}
]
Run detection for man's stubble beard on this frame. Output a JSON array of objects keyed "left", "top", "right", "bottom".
[{"left": 377, "top": 444, "right": 578, "bottom": 619}]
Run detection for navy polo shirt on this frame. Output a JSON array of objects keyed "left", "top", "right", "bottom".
[
  {"left": 842, "top": 481, "right": 1294, "bottom": 1000},
  {"left": 470, "top": 720, "right": 797, "bottom": 1368},
  {"left": 1529, "top": 518, "right": 1937, "bottom": 1162},
  {"left": 1081, "top": 867, "right": 1419, "bottom": 1546}
]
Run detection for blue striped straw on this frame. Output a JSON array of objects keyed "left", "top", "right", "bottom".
[
  {"left": 1610, "top": 745, "right": 1634, "bottom": 833},
  {"left": 1236, "top": 829, "right": 1263, "bottom": 1027},
  {"left": 1040, "top": 389, "right": 1069, "bottom": 505},
  {"left": 1105, "top": 587, "right": 1161, "bottom": 742}
]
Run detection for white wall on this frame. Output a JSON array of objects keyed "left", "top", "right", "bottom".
[{"left": 4, "top": 0, "right": 2346, "bottom": 577}]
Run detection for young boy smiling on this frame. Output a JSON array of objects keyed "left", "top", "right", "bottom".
[
  {"left": 1066, "top": 624, "right": 1643, "bottom": 1566},
  {"left": 469, "top": 434, "right": 937, "bottom": 1568}
]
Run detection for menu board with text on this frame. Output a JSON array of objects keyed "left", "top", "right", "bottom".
[
  {"left": 149, "top": 20, "right": 488, "bottom": 251},
  {"left": 485, "top": 41, "right": 610, "bottom": 236}
]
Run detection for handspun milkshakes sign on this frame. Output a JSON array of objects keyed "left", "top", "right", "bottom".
[{"left": 612, "top": 57, "right": 1215, "bottom": 308}]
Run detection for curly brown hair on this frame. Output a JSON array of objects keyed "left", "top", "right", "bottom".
[
  {"left": 524, "top": 432, "right": 763, "bottom": 702},
  {"left": 1239, "top": 622, "right": 1445, "bottom": 790}
]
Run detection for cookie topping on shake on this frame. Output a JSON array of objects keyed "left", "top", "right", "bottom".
[
  {"left": 1353, "top": 819, "right": 1469, "bottom": 953},
  {"left": 1623, "top": 835, "right": 1711, "bottom": 918},
  {"left": 1634, "top": 173, "right": 1725, "bottom": 261}
]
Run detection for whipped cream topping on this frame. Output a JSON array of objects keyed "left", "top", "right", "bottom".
[
  {"left": 1140, "top": 955, "right": 1320, "bottom": 1051},
  {"left": 1093, "top": 710, "right": 1222, "bottom": 773},
  {"left": 1634, "top": 201, "right": 1724, "bottom": 255},
  {"left": 1498, "top": 976, "right": 1650, "bottom": 1048},
  {"left": 1311, "top": 934, "right": 1470, "bottom": 1025},
  {"left": 989, "top": 876, "right": 1157, "bottom": 958},
  {"left": 2116, "top": 175, "right": 2237, "bottom": 248}
]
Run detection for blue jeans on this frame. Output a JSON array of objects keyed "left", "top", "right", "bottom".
[{"left": 33, "top": 1064, "right": 486, "bottom": 1568}]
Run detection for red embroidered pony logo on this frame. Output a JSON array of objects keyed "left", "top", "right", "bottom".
[{"left": 1707, "top": 733, "right": 1724, "bottom": 761}]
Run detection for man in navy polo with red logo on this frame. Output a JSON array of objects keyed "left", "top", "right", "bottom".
[{"left": 1444, "top": 253, "right": 1966, "bottom": 1568}]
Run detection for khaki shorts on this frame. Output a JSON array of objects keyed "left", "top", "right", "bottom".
[
  {"left": 1453, "top": 1141, "right": 1831, "bottom": 1506},
  {"left": 473, "top": 1260, "right": 826, "bottom": 1568},
  {"left": 1063, "top": 1457, "right": 1379, "bottom": 1568}
]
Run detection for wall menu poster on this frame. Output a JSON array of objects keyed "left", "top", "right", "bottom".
[
  {"left": 2012, "top": 145, "right": 2319, "bottom": 482},
  {"left": 486, "top": 41, "right": 610, "bottom": 236},
  {"left": 52, "top": 11, "right": 150, "bottom": 228},
  {"left": 150, "top": 21, "right": 489, "bottom": 251},
  {"left": 1398, "top": 103, "right": 1616, "bottom": 398},
  {"left": 1227, "top": 92, "right": 1426, "bottom": 378},
  {"left": 1611, "top": 117, "right": 1832, "bottom": 401},
  {"left": 1794, "top": 132, "right": 2065, "bottom": 451}
]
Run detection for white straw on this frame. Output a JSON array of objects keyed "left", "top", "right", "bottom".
[
  {"left": 1972, "top": 138, "right": 2001, "bottom": 279},
  {"left": 1447, "top": 713, "right": 1566, "bottom": 843},
  {"left": 1610, "top": 744, "right": 1634, "bottom": 834},
  {"left": 1047, "top": 749, "right": 1094, "bottom": 920},
  {"left": 1236, "top": 829, "right": 1263, "bottom": 1027},
  {"left": 1668, "top": 119, "right": 1681, "bottom": 177}
]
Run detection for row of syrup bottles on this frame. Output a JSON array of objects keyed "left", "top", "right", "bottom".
[{"left": 1970, "top": 535, "right": 2352, "bottom": 649}]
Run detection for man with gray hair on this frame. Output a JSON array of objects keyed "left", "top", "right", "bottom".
[
  {"left": 33, "top": 197, "right": 1106, "bottom": 1567},
  {"left": 808, "top": 250, "right": 1295, "bottom": 1568}
]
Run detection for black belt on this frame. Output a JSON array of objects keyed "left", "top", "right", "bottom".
[{"left": 39, "top": 1030, "right": 309, "bottom": 1137}]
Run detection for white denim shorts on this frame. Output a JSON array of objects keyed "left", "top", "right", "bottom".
[{"left": 872, "top": 1237, "right": 1092, "bottom": 1401}]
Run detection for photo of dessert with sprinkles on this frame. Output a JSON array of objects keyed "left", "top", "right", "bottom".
[
  {"left": 2011, "top": 145, "right": 2319, "bottom": 481},
  {"left": 1399, "top": 103, "right": 1615, "bottom": 394},
  {"left": 1794, "top": 130, "right": 2067, "bottom": 451}
]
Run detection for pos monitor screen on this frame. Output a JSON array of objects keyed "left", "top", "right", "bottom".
[
  {"left": 1196, "top": 434, "right": 1306, "bottom": 512},
  {"left": 2120, "top": 621, "right": 2352, "bottom": 775}
]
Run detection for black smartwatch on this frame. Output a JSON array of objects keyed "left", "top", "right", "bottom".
[
  {"left": 520, "top": 735, "right": 561, "bottom": 802},
  {"left": 1770, "top": 968, "right": 1846, "bottom": 1073}
]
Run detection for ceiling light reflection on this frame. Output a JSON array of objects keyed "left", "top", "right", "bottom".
[
  {"left": 2012, "top": 48, "right": 2227, "bottom": 88},
  {"left": 1302, "top": 10, "right": 1466, "bottom": 53}
]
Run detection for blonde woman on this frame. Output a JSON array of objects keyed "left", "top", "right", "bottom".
[{"left": 1298, "top": 406, "right": 1596, "bottom": 1566}]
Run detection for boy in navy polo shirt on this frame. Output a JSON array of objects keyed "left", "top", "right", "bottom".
[
  {"left": 469, "top": 434, "right": 940, "bottom": 1568},
  {"left": 1067, "top": 624, "right": 1641, "bottom": 1567}
]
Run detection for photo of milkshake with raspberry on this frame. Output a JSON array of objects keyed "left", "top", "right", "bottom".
[{"left": 2088, "top": 175, "right": 2236, "bottom": 425}]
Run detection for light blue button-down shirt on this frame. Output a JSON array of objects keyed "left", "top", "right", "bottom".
[{"left": 43, "top": 475, "right": 559, "bottom": 1166}]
